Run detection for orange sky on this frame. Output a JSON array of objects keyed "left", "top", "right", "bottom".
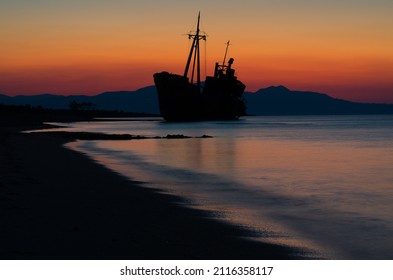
[{"left": 1, "top": 0, "right": 393, "bottom": 103}]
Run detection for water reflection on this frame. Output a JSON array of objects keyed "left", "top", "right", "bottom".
[{"left": 65, "top": 115, "right": 393, "bottom": 259}]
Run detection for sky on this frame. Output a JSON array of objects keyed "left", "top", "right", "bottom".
[{"left": 1, "top": 0, "right": 393, "bottom": 103}]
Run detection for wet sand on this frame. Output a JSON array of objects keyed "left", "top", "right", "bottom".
[{"left": 1, "top": 119, "right": 306, "bottom": 259}]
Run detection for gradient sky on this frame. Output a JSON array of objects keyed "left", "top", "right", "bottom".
[{"left": 1, "top": 0, "right": 393, "bottom": 103}]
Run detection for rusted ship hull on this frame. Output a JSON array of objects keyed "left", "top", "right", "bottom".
[{"left": 153, "top": 72, "right": 246, "bottom": 121}]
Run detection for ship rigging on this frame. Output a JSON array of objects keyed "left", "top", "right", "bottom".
[{"left": 153, "top": 13, "right": 246, "bottom": 121}]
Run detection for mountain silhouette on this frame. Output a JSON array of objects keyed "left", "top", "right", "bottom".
[
  {"left": 244, "top": 86, "right": 393, "bottom": 115},
  {"left": 0, "top": 86, "right": 160, "bottom": 115},
  {"left": 1, "top": 85, "right": 393, "bottom": 116}
]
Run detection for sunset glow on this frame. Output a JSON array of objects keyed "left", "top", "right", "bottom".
[{"left": 1, "top": 0, "right": 392, "bottom": 103}]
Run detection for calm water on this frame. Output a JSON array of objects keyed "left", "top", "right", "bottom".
[{"left": 52, "top": 115, "right": 393, "bottom": 259}]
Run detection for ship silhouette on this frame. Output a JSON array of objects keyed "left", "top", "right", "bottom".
[{"left": 153, "top": 13, "right": 246, "bottom": 121}]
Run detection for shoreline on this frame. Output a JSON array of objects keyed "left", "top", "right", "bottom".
[{"left": 1, "top": 120, "right": 308, "bottom": 259}]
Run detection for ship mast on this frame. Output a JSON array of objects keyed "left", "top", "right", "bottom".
[
  {"left": 222, "top": 40, "right": 230, "bottom": 66},
  {"left": 184, "top": 12, "right": 206, "bottom": 89}
]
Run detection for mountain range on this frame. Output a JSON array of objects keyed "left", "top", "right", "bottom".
[{"left": 1, "top": 85, "right": 393, "bottom": 116}]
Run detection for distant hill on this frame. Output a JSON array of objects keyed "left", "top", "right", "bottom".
[
  {"left": 0, "top": 86, "right": 160, "bottom": 115},
  {"left": 1, "top": 85, "right": 393, "bottom": 116},
  {"left": 244, "top": 86, "right": 393, "bottom": 115}
]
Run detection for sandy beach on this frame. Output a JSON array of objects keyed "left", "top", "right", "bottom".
[{"left": 0, "top": 115, "right": 305, "bottom": 260}]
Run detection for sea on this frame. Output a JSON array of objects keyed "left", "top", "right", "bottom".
[{"left": 47, "top": 115, "right": 393, "bottom": 259}]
